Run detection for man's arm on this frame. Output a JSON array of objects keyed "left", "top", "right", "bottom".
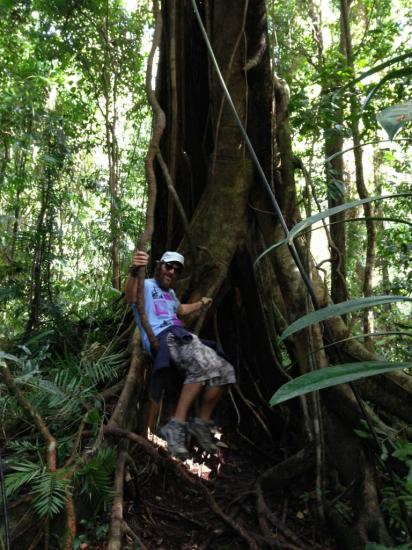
[
  {"left": 125, "top": 251, "right": 149, "bottom": 303},
  {"left": 177, "top": 297, "right": 212, "bottom": 317}
]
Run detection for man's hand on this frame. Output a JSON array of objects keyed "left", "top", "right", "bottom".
[
  {"left": 126, "top": 250, "right": 148, "bottom": 302},
  {"left": 200, "top": 297, "right": 212, "bottom": 310},
  {"left": 131, "top": 250, "right": 149, "bottom": 268},
  {"left": 178, "top": 297, "right": 212, "bottom": 317}
]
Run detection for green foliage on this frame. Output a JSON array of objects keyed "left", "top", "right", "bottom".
[
  {"left": 74, "top": 520, "right": 109, "bottom": 550},
  {"left": 392, "top": 443, "right": 412, "bottom": 494},
  {"left": 270, "top": 361, "right": 412, "bottom": 406},
  {"left": 81, "top": 343, "right": 128, "bottom": 385},
  {"left": 0, "top": 351, "right": 20, "bottom": 365},
  {"left": 280, "top": 296, "right": 412, "bottom": 341},
  {"left": 0, "top": 0, "right": 150, "bottom": 338},
  {"left": 337, "top": 52, "right": 412, "bottom": 98},
  {"left": 1, "top": 324, "right": 123, "bottom": 522},
  {"left": 5, "top": 460, "right": 43, "bottom": 497},
  {"left": 254, "top": 194, "right": 412, "bottom": 267},
  {"left": 5, "top": 460, "right": 69, "bottom": 518},
  {"left": 266, "top": 0, "right": 412, "bottom": 378},
  {"left": 366, "top": 545, "right": 412, "bottom": 550},
  {"left": 377, "top": 102, "right": 412, "bottom": 139},
  {"left": 31, "top": 470, "right": 70, "bottom": 518},
  {"left": 75, "top": 448, "right": 116, "bottom": 505},
  {"left": 380, "top": 438, "right": 412, "bottom": 535}
]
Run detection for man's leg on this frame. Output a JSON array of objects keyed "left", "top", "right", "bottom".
[
  {"left": 187, "top": 384, "right": 229, "bottom": 453},
  {"left": 163, "top": 333, "right": 235, "bottom": 456},
  {"left": 199, "top": 385, "right": 227, "bottom": 421},
  {"left": 146, "top": 399, "right": 160, "bottom": 432},
  {"left": 159, "top": 382, "right": 203, "bottom": 460},
  {"left": 174, "top": 382, "right": 203, "bottom": 422}
]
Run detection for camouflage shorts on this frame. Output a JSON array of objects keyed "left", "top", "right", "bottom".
[{"left": 166, "top": 332, "right": 236, "bottom": 387}]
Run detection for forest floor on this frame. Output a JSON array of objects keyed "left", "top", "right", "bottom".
[{"left": 83, "top": 426, "right": 336, "bottom": 550}]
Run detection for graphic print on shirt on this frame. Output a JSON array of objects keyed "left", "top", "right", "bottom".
[
  {"left": 151, "top": 286, "right": 182, "bottom": 330},
  {"left": 151, "top": 286, "right": 163, "bottom": 300}
]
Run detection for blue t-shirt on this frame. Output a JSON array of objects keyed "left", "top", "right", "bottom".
[{"left": 132, "top": 279, "right": 183, "bottom": 353}]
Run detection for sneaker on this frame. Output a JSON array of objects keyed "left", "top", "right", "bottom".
[
  {"left": 159, "top": 418, "right": 189, "bottom": 460},
  {"left": 187, "top": 417, "right": 218, "bottom": 453}
]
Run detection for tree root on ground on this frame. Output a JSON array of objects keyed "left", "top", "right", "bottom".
[
  {"left": 259, "top": 445, "right": 315, "bottom": 492},
  {"left": 325, "top": 411, "right": 394, "bottom": 548},
  {"left": 256, "top": 481, "right": 312, "bottom": 550},
  {"left": 104, "top": 424, "right": 260, "bottom": 549},
  {"left": 353, "top": 455, "right": 393, "bottom": 547}
]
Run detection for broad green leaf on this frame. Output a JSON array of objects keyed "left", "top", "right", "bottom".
[
  {"left": 304, "top": 216, "right": 412, "bottom": 235},
  {"left": 362, "top": 69, "right": 412, "bottom": 112},
  {"left": 335, "top": 52, "right": 412, "bottom": 97},
  {"left": 377, "top": 102, "right": 412, "bottom": 140},
  {"left": 270, "top": 361, "right": 412, "bottom": 406},
  {"left": 325, "top": 139, "right": 412, "bottom": 164},
  {"left": 280, "top": 296, "right": 412, "bottom": 341},
  {"left": 284, "top": 331, "right": 412, "bottom": 369},
  {"left": 0, "top": 351, "right": 20, "bottom": 365},
  {"left": 287, "top": 195, "right": 408, "bottom": 241},
  {"left": 254, "top": 194, "right": 411, "bottom": 268}
]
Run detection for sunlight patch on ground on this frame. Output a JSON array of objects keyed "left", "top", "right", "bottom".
[{"left": 147, "top": 428, "right": 225, "bottom": 479}]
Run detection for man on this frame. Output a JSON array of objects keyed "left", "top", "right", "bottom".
[{"left": 125, "top": 250, "right": 236, "bottom": 460}]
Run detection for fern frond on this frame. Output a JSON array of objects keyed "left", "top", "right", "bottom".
[
  {"left": 31, "top": 471, "right": 70, "bottom": 518},
  {"left": 85, "top": 356, "right": 126, "bottom": 385},
  {"left": 7, "top": 440, "right": 40, "bottom": 454},
  {"left": 31, "top": 369, "right": 95, "bottom": 418},
  {"left": 5, "top": 460, "right": 43, "bottom": 497},
  {"left": 76, "top": 447, "right": 116, "bottom": 503}
]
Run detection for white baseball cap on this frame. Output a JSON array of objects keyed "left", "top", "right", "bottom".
[{"left": 160, "top": 251, "right": 185, "bottom": 267}]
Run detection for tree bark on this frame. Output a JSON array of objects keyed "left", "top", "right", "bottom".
[
  {"left": 340, "top": 0, "right": 376, "bottom": 350},
  {"left": 101, "top": 7, "right": 121, "bottom": 290},
  {"left": 26, "top": 168, "right": 53, "bottom": 333}
]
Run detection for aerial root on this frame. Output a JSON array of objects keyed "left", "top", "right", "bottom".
[
  {"left": 107, "top": 450, "right": 127, "bottom": 550},
  {"left": 63, "top": 486, "right": 76, "bottom": 550},
  {"left": 106, "top": 446, "right": 149, "bottom": 550}
]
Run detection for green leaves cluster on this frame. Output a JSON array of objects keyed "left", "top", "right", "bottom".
[
  {"left": 5, "top": 461, "right": 69, "bottom": 518},
  {"left": 4, "top": 447, "right": 116, "bottom": 519},
  {"left": 1, "top": 329, "right": 122, "bottom": 519},
  {"left": 0, "top": 0, "right": 151, "bottom": 338}
]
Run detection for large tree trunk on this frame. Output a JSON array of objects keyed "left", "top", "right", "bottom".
[{"left": 122, "top": 0, "right": 412, "bottom": 546}]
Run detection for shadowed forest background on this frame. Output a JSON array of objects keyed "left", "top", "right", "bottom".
[{"left": 0, "top": 0, "right": 411, "bottom": 549}]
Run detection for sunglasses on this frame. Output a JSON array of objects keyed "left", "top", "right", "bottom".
[{"left": 164, "top": 262, "right": 183, "bottom": 275}]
